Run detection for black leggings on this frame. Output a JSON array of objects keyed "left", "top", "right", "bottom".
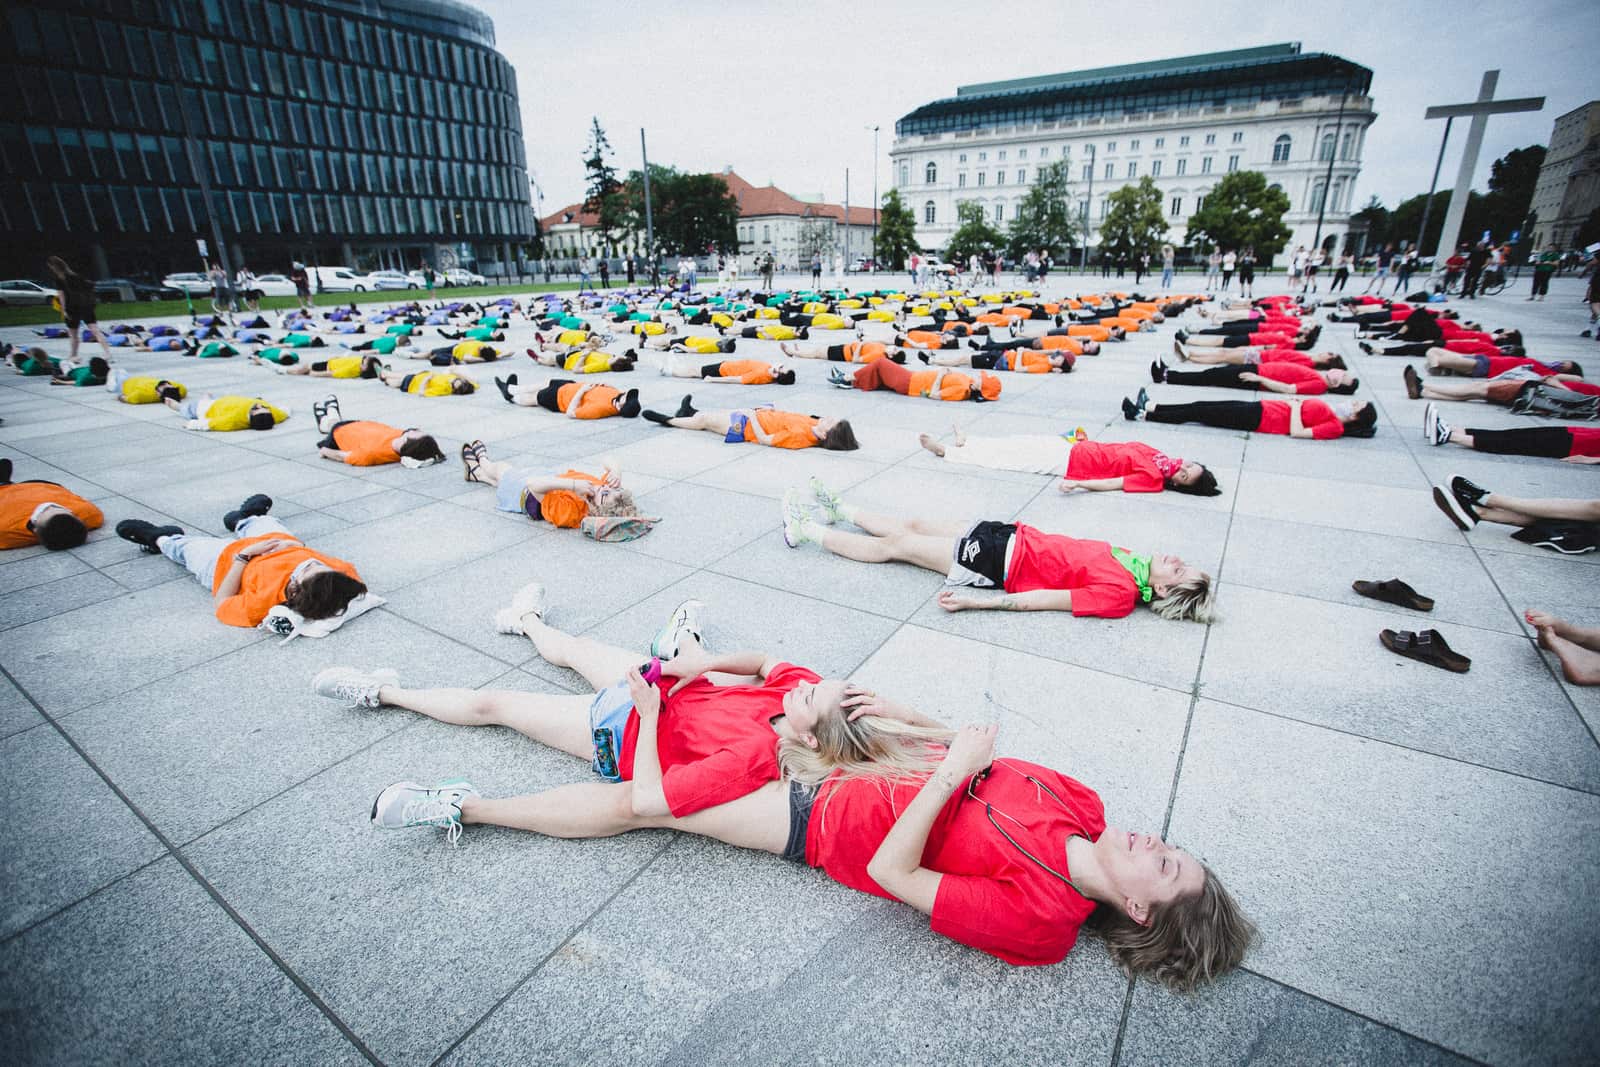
[
  {"left": 971, "top": 337, "right": 1035, "bottom": 351},
  {"left": 1147, "top": 400, "right": 1263, "bottom": 431},
  {"left": 1163, "top": 365, "right": 1254, "bottom": 390},
  {"left": 1196, "top": 321, "right": 1257, "bottom": 335},
  {"left": 1531, "top": 271, "right": 1553, "bottom": 297},
  {"left": 1467, "top": 426, "right": 1574, "bottom": 458},
  {"left": 1374, "top": 341, "right": 1433, "bottom": 356}
]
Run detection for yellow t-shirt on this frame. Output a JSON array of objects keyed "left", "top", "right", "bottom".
[
  {"left": 326, "top": 356, "right": 364, "bottom": 378},
  {"left": 203, "top": 396, "right": 288, "bottom": 431},
  {"left": 407, "top": 371, "right": 468, "bottom": 396},
  {"left": 563, "top": 351, "right": 615, "bottom": 374},
  {"left": 452, "top": 341, "right": 491, "bottom": 361},
  {"left": 678, "top": 336, "right": 723, "bottom": 355},
  {"left": 554, "top": 331, "right": 589, "bottom": 346},
  {"left": 120, "top": 377, "right": 186, "bottom": 404}
]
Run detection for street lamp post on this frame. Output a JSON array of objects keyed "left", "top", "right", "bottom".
[
  {"left": 1080, "top": 143, "right": 1096, "bottom": 272},
  {"left": 871, "top": 125, "right": 879, "bottom": 274}
]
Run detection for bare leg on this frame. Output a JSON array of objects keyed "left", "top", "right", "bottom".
[
  {"left": 667, "top": 410, "right": 732, "bottom": 433},
  {"left": 918, "top": 433, "right": 946, "bottom": 458},
  {"left": 521, "top": 615, "right": 639, "bottom": 691},
  {"left": 86, "top": 323, "right": 115, "bottom": 361},
  {"left": 376, "top": 683, "right": 596, "bottom": 760},
  {"left": 474, "top": 459, "right": 511, "bottom": 487},
  {"left": 1446, "top": 429, "right": 1477, "bottom": 449},
  {"left": 1536, "top": 626, "right": 1600, "bottom": 685},
  {"left": 1420, "top": 380, "right": 1492, "bottom": 401},
  {"left": 850, "top": 508, "right": 970, "bottom": 540},
  {"left": 1426, "top": 349, "right": 1479, "bottom": 376},
  {"left": 1182, "top": 335, "right": 1227, "bottom": 348},
  {"left": 1483, "top": 494, "right": 1600, "bottom": 524},
  {"left": 816, "top": 526, "right": 957, "bottom": 575}
]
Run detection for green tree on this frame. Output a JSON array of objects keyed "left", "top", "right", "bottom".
[
  {"left": 616, "top": 166, "right": 740, "bottom": 256},
  {"left": 1183, "top": 171, "right": 1291, "bottom": 258},
  {"left": 1006, "top": 161, "right": 1079, "bottom": 259},
  {"left": 945, "top": 200, "right": 1005, "bottom": 262},
  {"left": 1098, "top": 176, "right": 1168, "bottom": 260},
  {"left": 796, "top": 214, "right": 835, "bottom": 261},
  {"left": 581, "top": 118, "right": 624, "bottom": 253},
  {"left": 875, "top": 188, "right": 918, "bottom": 270},
  {"left": 1481, "top": 145, "right": 1547, "bottom": 243},
  {"left": 1391, "top": 190, "right": 1488, "bottom": 253},
  {"left": 1349, "top": 195, "right": 1390, "bottom": 251}
]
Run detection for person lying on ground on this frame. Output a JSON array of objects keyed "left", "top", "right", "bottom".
[
  {"left": 828, "top": 357, "right": 1001, "bottom": 402},
  {"left": 318, "top": 590, "right": 1251, "bottom": 984},
  {"left": 116, "top": 495, "right": 365, "bottom": 627},
  {"left": 458, "top": 441, "right": 648, "bottom": 528},
  {"left": 378, "top": 367, "right": 476, "bottom": 396},
  {"left": 917, "top": 429, "right": 1219, "bottom": 495},
  {"left": 0, "top": 458, "right": 102, "bottom": 550},
  {"left": 779, "top": 340, "right": 906, "bottom": 363},
  {"left": 492, "top": 373, "right": 640, "bottom": 418},
  {"left": 1123, "top": 389, "right": 1377, "bottom": 440},
  {"left": 641, "top": 395, "right": 858, "bottom": 449},
  {"left": 1421, "top": 349, "right": 1580, "bottom": 379},
  {"left": 782, "top": 480, "right": 1215, "bottom": 620},
  {"left": 106, "top": 369, "right": 185, "bottom": 404},
  {"left": 1173, "top": 324, "right": 1320, "bottom": 350},
  {"left": 164, "top": 392, "right": 289, "bottom": 431},
  {"left": 656, "top": 354, "right": 795, "bottom": 384},
  {"left": 1423, "top": 402, "right": 1600, "bottom": 463},
  {"left": 310, "top": 395, "right": 444, "bottom": 467},
  {"left": 1151, "top": 358, "right": 1357, "bottom": 395},
  {"left": 273, "top": 354, "right": 384, "bottom": 379},
  {"left": 528, "top": 348, "right": 637, "bottom": 374},
  {"left": 1402, "top": 364, "right": 1598, "bottom": 404},
  {"left": 1171, "top": 340, "right": 1347, "bottom": 370}
]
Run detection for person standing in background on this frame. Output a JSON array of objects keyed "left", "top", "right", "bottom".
[
  {"left": 46, "top": 256, "right": 115, "bottom": 366},
  {"left": 1160, "top": 245, "right": 1175, "bottom": 290}
]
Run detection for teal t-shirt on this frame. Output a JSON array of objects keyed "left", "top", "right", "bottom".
[
  {"left": 284, "top": 333, "right": 314, "bottom": 347},
  {"left": 386, "top": 324, "right": 416, "bottom": 336},
  {"left": 369, "top": 336, "right": 399, "bottom": 355},
  {"left": 67, "top": 365, "right": 102, "bottom": 386},
  {"left": 463, "top": 327, "right": 495, "bottom": 342},
  {"left": 256, "top": 346, "right": 297, "bottom": 364},
  {"left": 557, "top": 315, "right": 585, "bottom": 330},
  {"left": 19, "top": 356, "right": 55, "bottom": 376},
  {"left": 198, "top": 342, "right": 236, "bottom": 358}
]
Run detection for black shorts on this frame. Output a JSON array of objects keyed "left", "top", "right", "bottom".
[
  {"left": 311, "top": 360, "right": 330, "bottom": 373},
  {"left": 825, "top": 345, "right": 848, "bottom": 361},
  {"left": 318, "top": 419, "right": 355, "bottom": 450},
  {"left": 948, "top": 520, "right": 1014, "bottom": 588},
  {"left": 782, "top": 780, "right": 817, "bottom": 863},
  {"left": 399, "top": 373, "right": 417, "bottom": 393},
  {"left": 64, "top": 306, "right": 96, "bottom": 329}
]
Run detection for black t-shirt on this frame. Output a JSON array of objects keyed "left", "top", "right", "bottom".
[
  {"left": 62, "top": 274, "right": 95, "bottom": 309},
  {"left": 289, "top": 268, "right": 309, "bottom": 289}
]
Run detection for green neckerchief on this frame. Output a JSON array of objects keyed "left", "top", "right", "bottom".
[{"left": 1110, "top": 546, "right": 1154, "bottom": 603}]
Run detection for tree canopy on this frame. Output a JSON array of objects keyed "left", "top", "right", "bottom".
[
  {"left": 581, "top": 118, "right": 625, "bottom": 252},
  {"left": 875, "top": 188, "right": 918, "bottom": 270},
  {"left": 1184, "top": 171, "right": 1292, "bottom": 258},
  {"left": 1006, "top": 161, "right": 1080, "bottom": 259},
  {"left": 945, "top": 201, "right": 1005, "bottom": 263},
  {"left": 617, "top": 166, "right": 740, "bottom": 256},
  {"left": 1099, "top": 177, "right": 1168, "bottom": 259}
]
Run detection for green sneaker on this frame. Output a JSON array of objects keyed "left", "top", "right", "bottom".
[
  {"left": 808, "top": 477, "right": 847, "bottom": 525},
  {"left": 651, "top": 599, "right": 706, "bottom": 659},
  {"left": 370, "top": 779, "right": 478, "bottom": 846},
  {"left": 782, "top": 488, "right": 814, "bottom": 549}
]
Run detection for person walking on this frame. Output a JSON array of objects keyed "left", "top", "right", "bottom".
[
  {"left": 1160, "top": 245, "right": 1175, "bottom": 290},
  {"left": 290, "top": 262, "right": 313, "bottom": 311},
  {"left": 1330, "top": 252, "right": 1352, "bottom": 292},
  {"left": 1237, "top": 248, "right": 1256, "bottom": 299},
  {"left": 423, "top": 263, "right": 436, "bottom": 296},
  {"left": 1221, "top": 249, "right": 1237, "bottom": 292},
  {"left": 1365, "top": 245, "right": 1393, "bottom": 294},
  {"left": 625, "top": 255, "right": 636, "bottom": 285},
  {"left": 811, "top": 251, "right": 823, "bottom": 288},
  {"left": 1394, "top": 249, "right": 1416, "bottom": 295},
  {"left": 1204, "top": 249, "right": 1221, "bottom": 291},
  {"left": 685, "top": 256, "right": 698, "bottom": 290},
  {"left": 761, "top": 252, "right": 775, "bottom": 290},
  {"left": 727, "top": 252, "right": 739, "bottom": 287},
  {"left": 1529, "top": 246, "right": 1558, "bottom": 301},
  {"left": 1462, "top": 241, "right": 1490, "bottom": 300},
  {"left": 598, "top": 259, "right": 610, "bottom": 289},
  {"left": 577, "top": 255, "right": 593, "bottom": 295},
  {"left": 45, "top": 256, "right": 114, "bottom": 365}
]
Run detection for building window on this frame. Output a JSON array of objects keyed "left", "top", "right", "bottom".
[
  {"left": 958, "top": 172, "right": 966, "bottom": 188},
  {"left": 978, "top": 151, "right": 987, "bottom": 161},
  {"left": 958, "top": 152, "right": 967, "bottom": 163},
  {"left": 1017, "top": 169, "right": 1026, "bottom": 183},
  {"left": 1179, "top": 135, "right": 1190, "bottom": 147},
  {"left": 1107, "top": 141, "right": 1116, "bottom": 152},
  {"left": 1310, "top": 181, "right": 1326, "bottom": 212},
  {"left": 1081, "top": 163, "right": 1092, "bottom": 180},
  {"left": 1319, "top": 134, "right": 1335, "bottom": 162},
  {"left": 1104, "top": 162, "right": 1113, "bottom": 179},
  {"left": 1232, "top": 131, "right": 1244, "bottom": 144},
  {"left": 1273, "top": 134, "right": 1291, "bottom": 163},
  {"left": 1130, "top": 139, "right": 1140, "bottom": 150},
  {"left": 1201, "top": 156, "right": 1213, "bottom": 174},
  {"left": 1154, "top": 137, "right": 1165, "bottom": 149},
  {"left": 763, "top": 224, "right": 770, "bottom": 242},
  {"left": 1035, "top": 168, "right": 1044, "bottom": 182},
  {"left": 993, "top": 204, "right": 1003, "bottom": 222},
  {"left": 1204, "top": 133, "right": 1216, "bottom": 146},
  {"left": 1176, "top": 158, "right": 1187, "bottom": 176},
  {"left": 1018, "top": 148, "right": 1027, "bottom": 159},
  {"left": 1341, "top": 131, "right": 1354, "bottom": 160},
  {"left": 998, "top": 150, "right": 1007, "bottom": 160},
  {"left": 1151, "top": 160, "right": 1162, "bottom": 177},
  {"left": 1062, "top": 144, "right": 1070, "bottom": 155},
  {"left": 1170, "top": 196, "right": 1182, "bottom": 217},
  {"left": 978, "top": 172, "right": 986, "bottom": 186},
  {"left": 1099, "top": 198, "right": 1108, "bottom": 219},
  {"left": 996, "top": 171, "right": 1005, "bottom": 184},
  {"left": 1039, "top": 147, "right": 1049, "bottom": 158},
  {"left": 899, "top": 164, "right": 908, "bottom": 186},
  {"left": 1227, "top": 155, "right": 1239, "bottom": 173},
  {"left": 925, "top": 161, "right": 938, "bottom": 184},
  {"left": 924, "top": 200, "right": 936, "bottom": 224},
  {"left": 1127, "top": 161, "right": 1137, "bottom": 178}
]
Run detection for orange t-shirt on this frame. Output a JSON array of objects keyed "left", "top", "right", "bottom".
[
  {"left": 211, "top": 533, "right": 362, "bottom": 627},
  {"left": 907, "top": 369, "right": 980, "bottom": 401},
  {"left": 975, "top": 313, "right": 1016, "bottom": 327},
  {"left": 556, "top": 382, "right": 622, "bottom": 419},
  {"left": 331, "top": 420, "right": 400, "bottom": 466},
  {"left": 744, "top": 410, "right": 819, "bottom": 449},
  {"left": 1067, "top": 325, "right": 1111, "bottom": 341},
  {"left": 1005, "top": 350, "right": 1054, "bottom": 373},
  {"left": 0, "top": 483, "right": 104, "bottom": 549},
  {"left": 841, "top": 342, "right": 889, "bottom": 363},
  {"left": 1036, "top": 335, "right": 1083, "bottom": 354},
  {"left": 902, "top": 330, "right": 948, "bottom": 349},
  {"left": 537, "top": 470, "right": 600, "bottom": 528},
  {"left": 718, "top": 360, "right": 775, "bottom": 385}
]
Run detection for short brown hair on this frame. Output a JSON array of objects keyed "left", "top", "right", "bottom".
[
  {"left": 1088, "top": 864, "right": 1255, "bottom": 993},
  {"left": 819, "top": 419, "right": 859, "bottom": 451}
]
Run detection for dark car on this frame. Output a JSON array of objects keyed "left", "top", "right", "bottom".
[{"left": 95, "top": 277, "right": 183, "bottom": 302}]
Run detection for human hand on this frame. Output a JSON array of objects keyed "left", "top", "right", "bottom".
[
  {"left": 842, "top": 685, "right": 914, "bottom": 723},
  {"left": 601, "top": 462, "right": 622, "bottom": 488},
  {"left": 937, "top": 589, "right": 980, "bottom": 613},
  {"left": 944, "top": 723, "right": 998, "bottom": 779},
  {"left": 1560, "top": 454, "right": 1600, "bottom": 464},
  {"left": 1238, "top": 372, "right": 1261, "bottom": 382},
  {"left": 239, "top": 539, "right": 292, "bottom": 559},
  {"left": 1058, "top": 479, "right": 1080, "bottom": 493},
  {"left": 626, "top": 666, "right": 660, "bottom": 718},
  {"left": 660, "top": 644, "right": 713, "bottom": 696}
]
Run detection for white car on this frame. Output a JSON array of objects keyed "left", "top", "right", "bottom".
[
  {"left": 444, "top": 267, "right": 486, "bottom": 287},
  {"left": 367, "top": 270, "right": 415, "bottom": 290},
  {"left": 249, "top": 274, "right": 299, "bottom": 297},
  {"left": 0, "top": 279, "right": 56, "bottom": 306},
  {"left": 161, "top": 272, "right": 213, "bottom": 294},
  {"left": 309, "top": 266, "right": 371, "bottom": 292}
]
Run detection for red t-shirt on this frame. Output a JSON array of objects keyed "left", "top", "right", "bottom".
[
  {"left": 1254, "top": 347, "right": 1314, "bottom": 367},
  {"left": 1065, "top": 441, "right": 1169, "bottom": 493},
  {"left": 805, "top": 759, "right": 1106, "bottom": 965},
  {"left": 1002, "top": 525, "right": 1139, "bottom": 618},
  {"left": 1255, "top": 361, "right": 1326, "bottom": 394},
  {"left": 1555, "top": 378, "right": 1600, "bottom": 397},
  {"left": 616, "top": 662, "right": 818, "bottom": 816},
  {"left": 1485, "top": 355, "right": 1561, "bottom": 378},
  {"left": 1248, "top": 331, "right": 1294, "bottom": 346},
  {"left": 1443, "top": 339, "right": 1499, "bottom": 357},
  {"left": 1255, "top": 399, "right": 1345, "bottom": 439},
  {"left": 1568, "top": 427, "right": 1600, "bottom": 457}
]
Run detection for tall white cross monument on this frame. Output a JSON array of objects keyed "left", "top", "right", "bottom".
[{"left": 1424, "top": 71, "right": 1543, "bottom": 256}]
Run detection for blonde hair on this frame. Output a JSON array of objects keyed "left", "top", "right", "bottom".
[
  {"left": 778, "top": 705, "right": 953, "bottom": 789},
  {"left": 1088, "top": 865, "right": 1255, "bottom": 992},
  {"left": 590, "top": 487, "right": 639, "bottom": 518},
  {"left": 1150, "top": 571, "right": 1215, "bottom": 622}
]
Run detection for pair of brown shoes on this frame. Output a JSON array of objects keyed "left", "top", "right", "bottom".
[{"left": 1356, "top": 579, "right": 1472, "bottom": 672}]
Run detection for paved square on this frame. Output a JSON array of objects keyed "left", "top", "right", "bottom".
[{"left": 2, "top": 273, "right": 1596, "bottom": 1065}]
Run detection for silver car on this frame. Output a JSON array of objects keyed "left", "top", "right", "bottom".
[
  {"left": 368, "top": 270, "right": 415, "bottom": 290},
  {"left": 0, "top": 279, "right": 56, "bottom": 306}
]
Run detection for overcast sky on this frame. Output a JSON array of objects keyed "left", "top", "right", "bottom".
[{"left": 478, "top": 0, "right": 1599, "bottom": 216}]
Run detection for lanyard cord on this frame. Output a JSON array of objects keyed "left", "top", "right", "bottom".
[{"left": 966, "top": 764, "right": 1092, "bottom": 902}]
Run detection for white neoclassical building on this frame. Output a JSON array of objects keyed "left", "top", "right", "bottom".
[{"left": 889, "top": 44, "right": 1376, "bottom": 262}]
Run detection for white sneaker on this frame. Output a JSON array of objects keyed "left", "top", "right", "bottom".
[
  {"left": 370, "top": 778, "right": 478, "bottom": 846},
  {"left": 493, "top": 581, "right": 547, "bottom": 635},
  {"left": 651, "top": 599, "right": 706, "bottom": 659},
  {"left": 782, "top": 488, "right": 814, "bottom": 549},
  {"left": 1423, "top": 402, "right": 1451, "bottom": 447},
  {"left": 809, "top": 477, "right": 848, "bottom": 525},
  {"left": 312, "top": 666, "right": 398, "bottom": 709}
]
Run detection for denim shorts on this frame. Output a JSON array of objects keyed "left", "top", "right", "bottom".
[{"left": 588, "top": 683, "right": 634, "bottom": 782}]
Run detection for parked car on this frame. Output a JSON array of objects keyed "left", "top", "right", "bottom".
[
  {"left": 249, "top": 274, "right": 299, "bottom": 297},
  {"left": 95, "top": 277, "right": 183, "bottom": 302},
  {"left": 443, "top": 267, "right": 486, "bottom": 287},
  {"left": 0, "top": 279, "right": 58, "bottom": 306},
  {"left": 850, "top": 257, "right": 878, "bottom": 272},
  {"left": 309, "top": 266, "right": 371, "bottom": 292},
  {"left": 160, "top": 272, "right": 212, "bottom": 294},
  {"left": 367, "top": 270, "right": 414, "bottom": 290}
]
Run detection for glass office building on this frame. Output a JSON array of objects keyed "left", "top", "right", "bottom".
[{"left": 0, "top": 0, "right": 535, "bottom": 279}]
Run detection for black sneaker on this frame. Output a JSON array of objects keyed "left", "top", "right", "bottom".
[
  {"left": 618, "top": 389, "right": 641, "bottom": 418},
  {"left": 641, "top": 409, "right": 672, "bottom": 425},
  {"left": 1431, "top": 485, "right": 1477, "bottom": 530},
  {"left": 493, "top": 376, "right": 514, "bottom": 403},
  {"left": 1449, "top": 475, "right": 1488, "bottom": 509},
  {"left": 1403, "top": 364, "right": 1421, "bottom": 400},
  {"left": 1149, "top": 360, "right": 1165, "bottom": 383},
  {"left": 0, "top": 457, "right": 11, "bottom": 484},
  {"left": 223, "top": 494, "right": 273, "bottom": 533},
  {"left": 116, "top": 519, "right": 184, "bottom": 554},
  {"left": 1136, "top": 386, "right": 1149, "bottom": 411},
  {"left": 1122, "top": 397, "right": 1139, "bottom": 421},
  {"left": 674, "top": 394, "right": 697, "bottom": 419}
]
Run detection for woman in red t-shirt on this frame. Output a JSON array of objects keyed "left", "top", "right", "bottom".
[
  {"left": 1424, "top": 402, "right": 1600, "bottom": 463},
  {"left": 1172, "top": 339, "right": 1347, "bottom": 370},
  {"left": 1126, "top": 390, "right": 1378, "bottom": 440},
  {"left": 1153, "top": 358, "right": 1359, "bottom": 397},
  {"left": 782, "top": 480, "right": 1216, "bottom": 621},
  {"left": 1423, "top": 349, "right": 1580, "bottom": 379},
  {"left": 917, "top": 430, "right": 1221, "bottom": 496}
]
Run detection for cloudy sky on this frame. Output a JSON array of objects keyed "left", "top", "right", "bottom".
[{"left": 479, "top": 0, "right": 1599, "bottom": 215}]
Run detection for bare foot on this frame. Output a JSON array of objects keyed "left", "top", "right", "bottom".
[
  {"left": 950, "top": 423, "right": 966, "bottom": 448},
  {"left": 1535, "top": 624, "right": 1556, "bottom": 652},
  {"left": 917, "top": 433, "right": 946, "bottom": 458},
  {"left": 779, "top": 342, "right": 798, "bottom": 357}
]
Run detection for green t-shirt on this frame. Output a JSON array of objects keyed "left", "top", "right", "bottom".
[
  {"left": 198, "top": 342, "right": 237, "bottom": 358},
  {"left": 462, "top": 326, "right": 495, "bottom": 342},
  {"left": 478, "top": 315, "right": 506, "bottom": 328},
  {"left": 256, "top": 347, "right": 297, "bottom": 365},
  {"left": 67, "top": 365, "right": 102, "bottom": 386},
  {"left": 386, "top": 324, "right": 417, "bottom": 337},
  {"left": 557, "top": 315, "right": 585, "bottom": 330},
  {"left": 18, "top": 356, "right": 55, "bottom": 376},
  {"left": 284, "top": 333, "right": 315, "bottom": 347}
]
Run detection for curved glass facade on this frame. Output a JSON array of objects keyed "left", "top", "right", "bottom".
[{"left": 0, "top": 0, "right": 534, "bottom": 276}]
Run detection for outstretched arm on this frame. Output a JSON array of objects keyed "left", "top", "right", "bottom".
[
  {"left": 317, "top": 447, "right": 350, "bottom": 462},
  {"left": 1059, "top": 477, "right": 1124, "bottom": 493},
  {"left": 937, "top": 588, "right": 1074, "bottom": 613},
  {"left": 661, "top": 645, "right": 782, "bottom": 694}
]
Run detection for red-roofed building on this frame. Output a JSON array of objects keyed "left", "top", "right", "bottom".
[{"left": 539, "top": 171, "right": 880, "bottom": 270}]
